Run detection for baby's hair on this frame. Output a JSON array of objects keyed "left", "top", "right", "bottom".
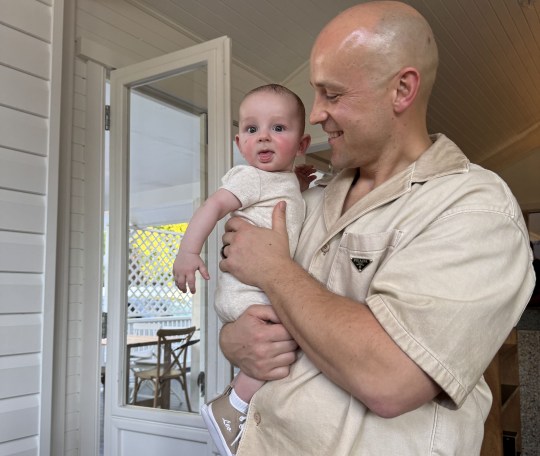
[{"left": 243, "top": 84, "right": 306, "bottom": 132}]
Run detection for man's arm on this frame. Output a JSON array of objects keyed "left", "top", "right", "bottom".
[
  {"left": 219, "top": 304, "right": 299, "bottom": 380},
  {"left": 220, "top": 202, "right": 440, "bottom": 418},
  {"left": 173, "top": 188, "right": 241, "bottom": 293}
]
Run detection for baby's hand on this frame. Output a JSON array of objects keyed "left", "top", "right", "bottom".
[
  {"left": 173, "top": 251, "right": 210, "bottom": 294},
  {"left": 294, "top": 164, "right": 317, "bottom": 192}
]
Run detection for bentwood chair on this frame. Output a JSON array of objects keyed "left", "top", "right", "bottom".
[{"left": 131, "top": 326, "right": 197, "bottom": 411}]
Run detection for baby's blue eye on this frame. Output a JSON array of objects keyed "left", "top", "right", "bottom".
[
  {"left": 247, "top": 126, "right": 257, "bottom": 134},
  {"left": 273, "top": 125, "right": 285, "bottom": 132}
]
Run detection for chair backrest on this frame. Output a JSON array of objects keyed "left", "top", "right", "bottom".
[{"left": 155, "top": 326, "right": 197, "bottom": 376}]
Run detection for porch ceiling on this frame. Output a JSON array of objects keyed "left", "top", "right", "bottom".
[{"left": 127, "top": 0, "right": 540, "bottom": 217}]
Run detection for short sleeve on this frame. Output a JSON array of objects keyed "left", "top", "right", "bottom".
[
  {"left": 366, "top": 210, "right": 534, "bottom": 408},
  {"left": 221, "top": 165, "right": 262, "bottom": 209}
]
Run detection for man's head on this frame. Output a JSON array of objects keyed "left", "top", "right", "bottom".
[
  {"left": 309, "top": 1, "right": 438, "bottom": 173},
  {"left": 236, "top": 84, "right": 311, "bottom": 172}
]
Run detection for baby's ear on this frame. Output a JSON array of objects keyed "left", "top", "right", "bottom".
[{"left": 297, "top": 134, "right": 312, "bottom": 155}]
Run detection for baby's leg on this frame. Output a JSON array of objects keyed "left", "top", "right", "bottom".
[
  {"left": 232, "top": 370, "right": 265, "bottom": 403},
  {"left": 201, "top": 371, "right": 264, "bottom": 455}
]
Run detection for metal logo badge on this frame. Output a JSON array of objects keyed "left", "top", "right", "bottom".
[{"left": 351, "top": 257, "right": 372, "bottom": 272}]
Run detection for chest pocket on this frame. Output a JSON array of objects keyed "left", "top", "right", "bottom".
[{"left": 327, "top": 230, "right": 403, "bottom": 302}]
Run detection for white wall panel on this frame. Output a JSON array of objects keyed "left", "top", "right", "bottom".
[
  {"left": 0, "top": 148, "right": 47, "bottom": 194},
  {"left": 0, "top": 396, "right": 39, "bottom": 443},
  {"left": 0, "top": 354, "right": 40, "bottom": 399},
  {"left": 0, "top": 273, "right": 42, "bottom": 314},
  {"left": 0, "top": 437, "right": 38, "bottom": 456},
  {"left": 0, "top": 107, "right": 48, "bottom": 156},
  {"left": 0, "top": 25, "right": 50, "bottom": 79},
  {"left": 0, "top": 66, "right": 49, "bottom": 117},
  {"left": 0, "top": 315, "right": 41, "bottom": 356},
  {"left": 0, "top": 232, "right": 44, "bottom": 273},
  {"left": 1, "top": 0, "right": 52, "bottom": 42},
  {"left": 0, "top": 0, "right": 58, "bottom": 453},
  {"left": 111, "top": 418, "right": 211, "bottom": 456},
  {"left": 0, "top": 190, "right": 46, "bottom": 233}
]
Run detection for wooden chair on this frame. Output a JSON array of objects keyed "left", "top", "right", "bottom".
[{"left": 131, "top": 326, "right": 197, "bottom": 411}]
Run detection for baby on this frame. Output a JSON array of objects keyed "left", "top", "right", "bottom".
[{"left": 173, "top": 84, "right": 313, "bottom": 456}]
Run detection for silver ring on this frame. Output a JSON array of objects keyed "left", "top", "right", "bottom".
[{"left": 220, "top": 244, "right": 228, "bottom": 259}]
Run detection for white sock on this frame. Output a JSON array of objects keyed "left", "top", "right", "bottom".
[{"left": 229, "top": 387, "right": 249, "bottom": 414}]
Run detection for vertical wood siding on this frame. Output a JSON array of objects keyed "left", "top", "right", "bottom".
[{"left": 0, "top": 0, "right": 53, "bottom": 454}]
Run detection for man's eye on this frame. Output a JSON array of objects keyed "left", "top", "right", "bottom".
[
  {"left": 247, "top": 126, "right": 257, "bottom": 133},
  {"left": 326, "top": 93, "right": 338, "bottom": 101},
  {"left": 273, "top": 125, "right": 285, "bottom": 132}
]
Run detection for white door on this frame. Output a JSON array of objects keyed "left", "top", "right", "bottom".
[{"left": 104, "top": 37, "right": 232, "bottom": 456}]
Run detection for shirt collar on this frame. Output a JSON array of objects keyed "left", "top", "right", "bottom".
[
  {"left": 412, "top": 134, "right": 469, "bottom": 182},
  {"left": 322, "top": 134, "right": 470, "bottom": 232}
]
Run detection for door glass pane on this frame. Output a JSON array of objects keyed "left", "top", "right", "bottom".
[{"left": 125, "top": 67, "right": 207, "bottom": 413}]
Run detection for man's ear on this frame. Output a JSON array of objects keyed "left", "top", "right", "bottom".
[
  {"left": 297, "top": 134, "right": 312, "bottom": 156},
  {"left": 393, "top": 67, "right": 420, "bottom": 114}
]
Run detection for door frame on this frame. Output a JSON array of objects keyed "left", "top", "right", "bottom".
[{"left": 78, "top": 36, "right": 232, "bottom": 455}]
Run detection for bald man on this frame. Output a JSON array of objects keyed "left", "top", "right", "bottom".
[{"left": 219, "top": 2, "right": 535, "bottom": 455}]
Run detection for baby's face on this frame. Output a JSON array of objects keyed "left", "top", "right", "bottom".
[{"left": 236, "top": 92, "right": 304, "bottom": 172}]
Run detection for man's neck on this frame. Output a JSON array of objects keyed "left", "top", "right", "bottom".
[
  {"left": 342, "top": 170, "right": 375, "bottom": 214},
  {"left": 341, "top": 134, "right": 433, "bottom": 214}
]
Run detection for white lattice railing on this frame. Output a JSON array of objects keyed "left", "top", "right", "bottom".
[
  {"left": 127, "top": 315, "right": 193, "bottom": 336},
  {"left": 127, "top": 226, "right": 192, "bottom": 318},
  {"left": 125, "top": 225, "right": 198, "bottom": 368}
]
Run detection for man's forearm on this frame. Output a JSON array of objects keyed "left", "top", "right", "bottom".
[
  {"left": 259, "top": 257, "right": 441, "bottom": 417},
  {"left": 220, "top": 208, "right": 440, "bottom": 416}
]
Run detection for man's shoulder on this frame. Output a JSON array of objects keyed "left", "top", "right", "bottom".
[{"left": 427, "top": 163, "right": 521, "bottom": 220}]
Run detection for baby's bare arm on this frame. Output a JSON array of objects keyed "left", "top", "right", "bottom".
[{"left": 173, "top": 188, "right": 241, "bottom": 293}]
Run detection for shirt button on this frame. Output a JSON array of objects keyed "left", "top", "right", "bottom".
[
  {"left": 321, "top": 243, "right": 329, "bottom": 254},
  {"left": 253, "top": 412, "right": 261, "bottom": 425}
]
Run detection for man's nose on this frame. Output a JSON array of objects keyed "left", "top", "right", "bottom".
[{"left": 309, "top": 101, "right": 326, "bottom": 125}]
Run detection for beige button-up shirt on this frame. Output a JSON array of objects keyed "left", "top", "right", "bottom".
[{"left": 237, "top": 135, "right": 535, "bottom": 456}]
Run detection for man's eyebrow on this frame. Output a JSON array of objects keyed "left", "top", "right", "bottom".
[{"left": 310, "top": 80, "right": 344, "bottom": 91}]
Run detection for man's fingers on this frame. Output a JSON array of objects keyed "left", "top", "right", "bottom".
[
  {"left": 248, "top": 303, "right": 281, "bottom": 324},
  {"left": 224, "top": 215, "right": 249, "bottom": 233},
  {"left": 271, "top": 201, "right": 288, "bottom": 237}
]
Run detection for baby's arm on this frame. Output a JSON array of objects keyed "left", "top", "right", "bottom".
[{"left": 173, "top": 188, "right": 242, "bottom": 293}]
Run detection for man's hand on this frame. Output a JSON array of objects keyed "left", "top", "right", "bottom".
[
  {"left": 220, "top": 201, "right": 291, "bottom": 288},
  {"left": 220, "top": 305, "right": 298, "bottom": 381}
]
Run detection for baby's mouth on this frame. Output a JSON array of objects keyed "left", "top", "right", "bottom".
[{"left": 258, "top": 150, "right": 274, "bottom": 162}]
